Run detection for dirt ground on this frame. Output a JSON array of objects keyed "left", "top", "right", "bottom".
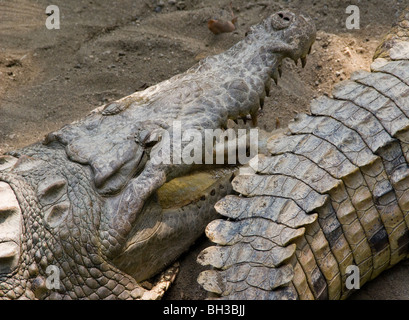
[{"left": 1, "top": 0, "right": 408, "bottom": 300}]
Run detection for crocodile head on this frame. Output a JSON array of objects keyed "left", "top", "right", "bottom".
[
  {"left": 0, "top": 143, "right": 235, "bottom": 300},
  {"left": 0, "top": 150, "right": 149, "bottom": 300},
  {"left": 0, "top": 10, "right": 316, "bottom": 299},
  {"left": 246, "top": 10, "right": 316, "bottom": 67}
]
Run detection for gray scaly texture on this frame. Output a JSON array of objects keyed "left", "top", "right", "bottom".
[
  {"left": 197, "top": 8, "right": 409, "bottom": 300},
  {"left": 0, "top": 11, "right": 315, "bottom": 299}
]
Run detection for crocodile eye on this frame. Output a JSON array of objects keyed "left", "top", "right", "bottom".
[
  {"left": 271, "top": 11, "right": 293, "bottom": 30},
  {"left": 0, "top": 182, "right": 22, "bottom": 275}
]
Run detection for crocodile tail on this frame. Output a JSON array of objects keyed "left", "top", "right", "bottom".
[{"left": 198, "top": 8, "right": 409, "bottom": 300}]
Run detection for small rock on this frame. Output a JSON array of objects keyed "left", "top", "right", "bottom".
[
  {"left": 168, "top": 0, "right": 176, "bottom": 4},
  {"left": 356, "top": 47, "right": 365, "bottom": 54},
  {"left": 335, "top": 71, "right": 342, "bottom": 77},
  {"left": 5, "top": 59, "right": 22, "bottom": 68},
  {"left": 176, "top": 1, "right": 186, "bottom": 10},
  {"left": 322, "top": 4, "right": 328, "bottom": 15},
  {"left": 321, "top": 41, "right": 329, "bottom": 49},
  {"left": 343, "top": 47, "right": 352, "bottom": 57}
]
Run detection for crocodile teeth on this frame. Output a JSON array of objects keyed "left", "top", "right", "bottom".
[
  {"left": 278, "top": 64, "right": 282, "bottom": 77},
  {"left": 272, "top": 69, "right": 279, "bottom": 85},
  {"left": 250, "top": 111, "right": 258, "bottom": 127},
  {"left": 265, "top": 79, "right": 271, "bottom": 97},
  {"left": 301, "top": 56, "right": 307, "bottom": 68},
  {"left": 260, "top": 98, "right": 265, "bottom": 110}
]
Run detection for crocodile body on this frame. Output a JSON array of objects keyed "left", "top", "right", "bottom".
[
  {"left": 0, "top": 11, "right": 315, "bottom": 299},
  {"left": 197, "top": 8, "right": 409, "bottom": 300}
]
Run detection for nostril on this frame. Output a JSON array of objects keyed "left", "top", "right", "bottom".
[
  {"left": 271, "top": 11, "right": 292, "bottom": 30},
  {"left": 278, "top": 12, "right": 291, "bottom": 21}
]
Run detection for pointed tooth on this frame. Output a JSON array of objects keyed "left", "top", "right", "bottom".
[
  {"left": 272, "top": 69, "right": 279, "bottom": 85},
  {"left": 241, "top": 116, "right": 247, "bottom": 125},
  {"left": 265, "top": 79, "right": 271, "bottom": 97},
  {"left": 308, "top": 45, "right": 312, "bottom": 54},
  {"left": 265, "top": 86, "right": 270, "bottom": 97},
  {"left": 260, "top": 98, "right": 265, "bottom": 110},
  {"left": 278, "top": 64, "right": 282, "bottom": 77},
  {"left": 293, "top": 58, "right": 298, "bottom": 66},
  {"left": 250, "top": 111, "right": 258, "bottom": 127},
  {"left": 233, "top": 118, "right": 238, "bottom": 125},
  {"left": 301, "top": 56, "right": 307, "bottom": 68}
]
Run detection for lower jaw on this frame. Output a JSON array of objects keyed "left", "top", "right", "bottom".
[{"left": 113, "top": 166, "right": 236, "bottom": 282}]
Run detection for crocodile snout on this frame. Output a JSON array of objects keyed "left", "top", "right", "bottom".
[{"left": 271, "top": 11, "right": 294, "bottom": 30}]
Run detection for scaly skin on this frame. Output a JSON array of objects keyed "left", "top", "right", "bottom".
[
  {"left": 198, "top": 7, "right": 409, "bottom": 300},
  {"left": 0, "top": 11, "right": 315, "bottom": 299}
]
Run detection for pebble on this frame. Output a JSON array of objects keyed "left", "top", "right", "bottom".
[
  {"left": 356, "top": 47, "right": 365, "bottom": 54},
  {"left": 176, "top": 1, "right": 186, "bottom": 10},
  {"left": 343, "top": 47, "right": 353, "bottom": 57}
]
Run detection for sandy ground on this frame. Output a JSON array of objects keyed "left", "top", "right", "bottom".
[{"left": 0, "top": 0, "right": 408, "bottom": 300}]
